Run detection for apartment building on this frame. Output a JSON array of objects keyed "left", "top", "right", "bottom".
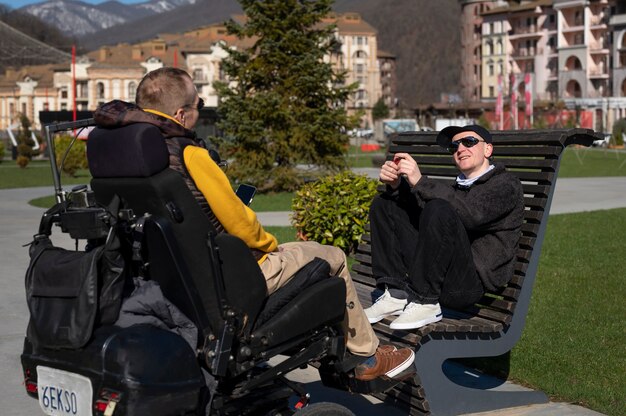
[
  {"left": 460, "top": 0, "right": 625, "bottom": 132},
  {"left": 327, "top": 13, "right": 382, "bottom": 127},
  {"left": 378, "top": 49, "right": 397, "bottom": 115},
  {"left": 0, "top": 13, "right": 384, "bottom": 131},
  {"left": 459, "top": 0, "right": 506, "bottom": 103}
]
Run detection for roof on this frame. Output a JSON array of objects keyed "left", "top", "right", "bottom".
[
  {"left": 377, "top": 49, "right": 396, "bottom": 59},
  {"left": 482, "top": 0, "right": 552, "bottom": 16},
  {"left": 0, "top": 64, "right": 64, "bottom": 89}
]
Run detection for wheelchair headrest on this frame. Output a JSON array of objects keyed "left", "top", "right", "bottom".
[{"left": 87, "top": 123, "right": 169, "bottom": 178}]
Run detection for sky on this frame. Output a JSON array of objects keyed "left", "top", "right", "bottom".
[{"left": 1, "top": 0, "right": 146, "bottom": 8}]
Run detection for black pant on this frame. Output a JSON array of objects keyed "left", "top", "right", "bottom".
[{"left": 369, "top": 194, "right": 484, "bottom": 309}]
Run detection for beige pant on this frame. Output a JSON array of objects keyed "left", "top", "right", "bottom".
[{"left": 260, "top": 241, "right": 379, "bottom": 357}]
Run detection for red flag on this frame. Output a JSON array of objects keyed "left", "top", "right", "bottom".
[
  {"left": 510, "top": 73, "right": 518, "bottom": 129},
  {"left": 496, "top": 74, "right": 503, "bottom": 117},
  {"left": 524, "top": 73, "right": 533, "bottom": 117}
]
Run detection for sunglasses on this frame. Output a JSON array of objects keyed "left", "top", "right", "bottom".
[
  {"left": 196, "top": 97, "right": 204, "bottom": 111},
  {"left": 185, "top": 97, "right": 204, "bottom": 111},
  {"left": 447, "top": 136, "right": 484, "bottom": 153}
]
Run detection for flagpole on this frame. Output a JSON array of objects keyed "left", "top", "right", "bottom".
[{"left": 72, "top": 45, "right": 76, "bottom": 122}]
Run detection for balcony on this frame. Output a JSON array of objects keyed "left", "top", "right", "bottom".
[
  {"left": 609, "top": 14, "right": 626, "bottom": 26},
  {"left": 508, "top": 27, "right": 541, "bottom": 39},
  {"left": 511, "top": 47, "right": 541, "bottom": 58},
  {"left": 193, "top": 73, "right": 209, "bottom": 84},
  {"left": 589, "top": 69, "right": 609, "bottom": 79},
  {"left": 590, "top": 14, "right": 609, "bottom": 27}
]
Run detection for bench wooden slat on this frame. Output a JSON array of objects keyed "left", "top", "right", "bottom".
[
  {"left": 389, "top": 144, "right": 562, "bottom": 158},
  {"left": 522, "top": 184, "right": 552, "bottom": 197},
  {"left": 523, "top": 197, "right": 547, "bottom": 211},
  {"left": 521, "top": 222, "right": 540, "bottom": 237},
  {"left": 371, "top": 385, "right": 430, "bottom": 414},
  {"left": 379, "top": 155, "right": 559, "bottom": 171}
]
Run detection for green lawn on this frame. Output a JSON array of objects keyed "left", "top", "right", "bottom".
[
  {"left": 508, "top": 208, "right": 625, "bottom": 415},
  {"left": 558, "top": 147, "right": 626, "bottom": 177},
  {"left": 0, "top": 159, "right": 91, "bottom": 189}
]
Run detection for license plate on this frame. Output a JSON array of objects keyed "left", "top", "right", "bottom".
[{"left": 36, "top": 366, "right": 93, "bottom": 416}]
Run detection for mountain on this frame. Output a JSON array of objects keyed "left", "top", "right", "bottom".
[
  {"left": 19, "top": 0, "right": 198, "bottom": 36},
  {"left": 79, "top": 0, "right": 241, "bottom": 50}
]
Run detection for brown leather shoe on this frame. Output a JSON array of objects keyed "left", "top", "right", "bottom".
[
  {"left": 354, "top": 347, "right": 415, "bottom": 381},
  {"left": 376, "top": 344, "right": 397, "bottom": 354}
]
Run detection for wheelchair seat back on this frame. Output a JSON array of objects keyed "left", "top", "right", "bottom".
[{"left": 87, "top": 123, "right": 268, "bottom": 340}]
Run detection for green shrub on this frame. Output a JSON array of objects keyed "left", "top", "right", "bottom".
[
  {"left": 0, "top": 140, "right": 4, "bottom": 163},
  {"left": 16, "top": 155, "right": 29, "bottom": 168},
  {"left": 55, "top": 134, "right": 88, "bottom": 177},
  {"left": 612, "top": 118, "right": 626, "bottom": 146},
  {"left": 291, "top": 171, "right": 378, "bottom": 254}
]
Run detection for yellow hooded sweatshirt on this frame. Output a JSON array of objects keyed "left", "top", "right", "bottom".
[{"left": 183, "top": 146, "right": 278, "bottom": 264}]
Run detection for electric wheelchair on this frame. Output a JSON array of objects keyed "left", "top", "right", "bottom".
[{"left": 21, "top": 120, "right": 408, "bottom": 416}]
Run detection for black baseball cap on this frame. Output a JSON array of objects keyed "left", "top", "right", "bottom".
[{"left": 436, "top": 124, "right": 493, "bottom": 148}]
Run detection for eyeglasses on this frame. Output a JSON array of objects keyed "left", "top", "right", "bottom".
[
  {"left": 185, "top": 97, "right": 204, "bottom": 111},
  {"left": 447, "top": 136, "right": 484, "bottom": 153}
]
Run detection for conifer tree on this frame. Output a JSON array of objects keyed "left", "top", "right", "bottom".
[
  {"left": 213, "top": 0, "right": 357, "bottom": 191},
  {"left": 16, "top": 114, "right": 34, "bottom": 168}
]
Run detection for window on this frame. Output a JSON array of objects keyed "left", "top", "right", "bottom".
[
  {"left": 128, "top": 82, "right": 137, "bottom": 101},
  {"left": 97, "top": 82, "right": 105, "bottom": 99},
  {"left": 193, "top": 69, "right": 204, "bottom": 81},
  {"left": 489, "top": 86, "right": 494, "bottom": 97},
  {"left": 574, "top": 10, "right": 583, "bottom": 25},
  {"left": 486, "top": 41, "right": 493, "bottom": 55},
  {"left": 77, "top": 81, "right": 88, "bottom": 98},
  {"left": 22, "top": 103, "right": 26, "bottom": 114},
  {"left": 61, "top": 88, "right": 68, "bottom": 99},
  {"left": 574, "top": 33, "right": 583, "bottom": 45}
]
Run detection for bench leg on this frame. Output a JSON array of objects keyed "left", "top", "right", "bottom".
[{"left": 415, "top": 339, "right": 549, "bottom": 415}]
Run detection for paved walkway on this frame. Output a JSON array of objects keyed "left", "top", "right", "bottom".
[{"left": 2, "top": 179, "right": 623, "bottom": 416}]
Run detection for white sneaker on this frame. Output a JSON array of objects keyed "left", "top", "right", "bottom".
[
  {"left": 364, "top": 289, "right": 407, "bottom": 324},
  {"left": 389, "top": 302, "right": 442, "bottom": 330}
]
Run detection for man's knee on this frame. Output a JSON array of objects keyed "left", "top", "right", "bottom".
[
  {"left": 369, "top": 193, "right": 400, "bottom": 223},
  {"left": 369, "top": 194, "right": 386, "bottom": 217}
]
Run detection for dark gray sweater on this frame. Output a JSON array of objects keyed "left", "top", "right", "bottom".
[{"left": 411, "top": 163, "right": 524, "bottom": 291}]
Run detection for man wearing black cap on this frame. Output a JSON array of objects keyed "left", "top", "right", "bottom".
[{"left": 364, "top": 125, "right": 524, "bottom": 330}]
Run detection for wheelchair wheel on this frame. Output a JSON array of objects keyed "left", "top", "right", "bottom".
[{"left": 295, "top": 402, "right": 355, "bottom": 416}]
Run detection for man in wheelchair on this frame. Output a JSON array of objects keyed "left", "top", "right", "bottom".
[{"left": 22, "top": 67, "right": 414, "bottom": 415}]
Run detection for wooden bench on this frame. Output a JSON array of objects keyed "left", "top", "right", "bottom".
[{"left": 351, "top": 128, "right": 601, "bottom": 415}]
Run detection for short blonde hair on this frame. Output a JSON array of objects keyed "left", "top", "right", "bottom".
[{"left": 136, "top": 67, "right": 195, "bottom": 115}]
